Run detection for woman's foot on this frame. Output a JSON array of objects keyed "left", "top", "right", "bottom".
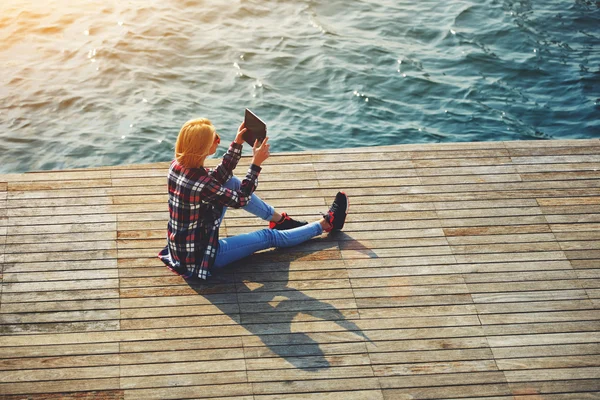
[
  {"left": 323, "top": 192, "right": 349, "bottom": 232},
  {"left": 269, "top": 212, "right": 309, "bottom": 230}
]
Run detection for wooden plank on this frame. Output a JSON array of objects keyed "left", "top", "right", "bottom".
[
  {"left": 5, "top": 231, "right": 116, "bottom": 245},
  {"left": 419, "top": 174, "right": 523, "bottom": 185},
  {"left": 337, "top": 189, "right": 600, "bottom": 206},
  {"left": 416, "top": 165, "right": 519, "bottom": 176},
  {"left": 3, "top": 258, "right": 116, "bottom": 273},
  {"left": 316, "top": 168, "right": 418, "bottom": 179},
  {"left": 447, "top": 233, "right": 557, "bottom": 245},
  {"left": 463, "top": 270, "right": 578, "bottom": 284},
  {"left": 439, "top": 215, "right": 549, "bottom": 227},
  {"left": 550, "top": 223, "right": 600, "bottom": 233},
  {"left": 382, "top": 384, "right": 512, "bottom": 400},
  {"left": 517, "top": 162, "right": 600, "bottom": 174},
  {"left": 545, "top": 214, "right": 600, "bottom": 224},
  {"left": 253, "top": 378, "right": 382, "bottom": 397},
  {"left": 492, "top": 343, "right": 600, "bottom": 359},
  {"left": 508, "top": 380, "right": 600, "bottom": 398},
  {"left": 246, "top": 353, "right": 371, "bottom": 371},
  {"left": 538, "top": 196, "right": 600, "bottom": 206},
  {"left": 454, "top": 251, "right": 568, "bottom": 264},
  {"left": 119, "top": 337, "right": 243, "bottom": 353},
  {"left": 522, "top": 171, "right": 600, "bottom": 181},
  {"left": 8, "top": 178, "right": 113, "bottom": 192},
  {"left": 0, "top": 364, "right": 119, "bottom": 382},
  {"left": 1, "top": 278, "right": 119, "bottom": 293},
  {"left": 510, "top": 155, "right": 600, "bottom": 164},
  {"left": 123, "top": 383, "right": 253, "bottom": 400},
  {"left": 451, "top": 242, "right": 562, "bottom": 254},
  {"left": 3, "top": 269, "right": 118, "bottom": 282},
  {"left": 507, "top": 143, "right": 600, "bottom": 155},
  {"left": 503, "top": 367, "right": 600, "bottom": 382},
  {"left": 3, "top": 249, "right": 117, "bottom": 264},
  {"left": 5, "top": 240, "right": 116, "bottom": 254},
  {"left": 437, "top": 207, "right": 544, "bottom": 218},
  {"left": 1, "top": 298, "right": 120, "bottom": 313},
  {"left": 313, "top": 160, "right": 414, "bottom": 172},
  {"left": 0, "top": 378, "right": 121, "bottom": 396},
  {"left": 256, "top": 389, "right": 384, "bottom": 400},
  {"left": 356, "top": 294, "right": 474, "bottom": 309},
  {"left": 353, "top": 283, "right": 470, "bottom": 298},
  {"left": 373, "top": 360, "right": 499, "bottom": 377},
  {"left": 341, "top": 246, "right": 453, "bottom": 259},
  {"left": 369, "top": 348, "right": 494, "bottom": 365},
  {"left": 554, "top": 231, "right": 600, "bottom": 241},
  {"left": 504, "top": 139, "right": 600, "bottom": 148},
  {"left": 6, "top": 195, "right": 114, "bottom": 211},
  {"left": 247, "top": 365, "right": 376, "bottom": 382},
  {"left": 1, "top": 288, "right": 120, "bottom": 304},
  {"left": 560, "top": 240, "right": 600, "bottom": 251},
  {"left": 472, "top": 289, "right": 588, "bottom": 303},
  {"left": 7, "top": 222, "right": 116, "bottom": 236},
  {"left": 473, "top": 299, "right": 597, "bottom": 315},
  {"left": 467, "top": 280, "right": 584, "bottom": 294},
  {"left": 8, "top": 213, "right": 117, "bottom": 226},
  {"left": 1, "top": 309, "right": 120, "bottom": 325},
  {"left": 121, "top": 370, "right": 247, "bottom": 390},
  {"left": 1, "top": 170, "right": 111, "bottom": 182},
  {"left": 413, "top": 156, "right": 514, "bottom": 168},
  {"left": 486, "top": 332, "right": 600, "bottom": 347},
  {"left": 434, "top": 199, "right": 539, "bottom": 209},
  {"left": 365, "top": 336, "right": 489, "bottom": 354},
  {"left": 478, "top": 310, "right": 600, "bottom": 325},
  {"left": 6, "top": 203, "right": 166, "bottom": 217},
  {"left": 243, "top": 342, "right": 367, "bottom": 359}
]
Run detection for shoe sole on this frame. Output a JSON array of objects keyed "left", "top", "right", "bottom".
[{"left": 335, "top": 191, "right": 349, "bottom": 230}]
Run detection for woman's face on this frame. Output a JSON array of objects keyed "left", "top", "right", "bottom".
[{"left": 208, "top": 132, "right": 220, "bottom": 155}]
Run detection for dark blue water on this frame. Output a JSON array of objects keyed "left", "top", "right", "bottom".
[{"left": 0, "top": 0, "right": 598, "bottom": 173}]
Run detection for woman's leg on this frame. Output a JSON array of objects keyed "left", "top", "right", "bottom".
[
  {"left": 220, "top": 176, "right": 275, "bottom": 222},
  {"left": 213, "top": 221, "right": 323, "bottom": 268}
]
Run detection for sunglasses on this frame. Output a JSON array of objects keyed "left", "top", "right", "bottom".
[{"left": 214, "top": 132, "right": 221, "bottom": 144}]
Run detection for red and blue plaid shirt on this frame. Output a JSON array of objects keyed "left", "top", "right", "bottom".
[{"left": 158, "top": 141, "right": 261, "bottom": 280}]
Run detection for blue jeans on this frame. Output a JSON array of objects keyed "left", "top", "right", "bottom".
[{"left": 213, "top": 176, "right": 323, "bottom": 269}]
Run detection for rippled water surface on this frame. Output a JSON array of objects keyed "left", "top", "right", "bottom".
[{"left": 1, "top": 0, "right": 598, "bottom": 173}]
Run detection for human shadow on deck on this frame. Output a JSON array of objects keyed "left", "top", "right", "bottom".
[{"left": 185, "top": 232, "right": 374, "bottom": 371}]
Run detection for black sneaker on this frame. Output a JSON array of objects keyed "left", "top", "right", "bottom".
[
  {"left": 323, "top": 192, "right": 348, "bottom": 232},
  {"left": 269, "top": 212, "right": 308, "bottom": 230}
]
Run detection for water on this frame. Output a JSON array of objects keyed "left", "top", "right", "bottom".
[{"left": 0, "top": 0, "right": 598, "bottom": 173}]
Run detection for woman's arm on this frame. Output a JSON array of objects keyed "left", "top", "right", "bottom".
[
  {"left": 208, "top": 141, "right": 242, "bottom": 185},
  {"left": 208, "top": 122, "right": 248, "bottom": 184},
  {"left": 202, "top": 164, "right": 261, "bottom": 208},
  {"left": 202, "top": 138, "right": 271, "bottom": 208}
]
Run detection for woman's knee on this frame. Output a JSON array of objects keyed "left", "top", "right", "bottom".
[{"left": 224, "top": 175, "right": 242, "bottom": 190}]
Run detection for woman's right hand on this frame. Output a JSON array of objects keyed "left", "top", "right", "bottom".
[
  {"left": 251, "top": 137, "right": 270, "bottom": 166},
  {"left": 234, "top": 121, "right": 247, "bottom": 145}
]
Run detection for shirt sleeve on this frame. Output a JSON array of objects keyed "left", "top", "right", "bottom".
[
  {"left": 208, "top": 141, "right": 243, "bottom": 185},
  {"left": 201, "top": 163, "right": 262, "bottom": 208}
]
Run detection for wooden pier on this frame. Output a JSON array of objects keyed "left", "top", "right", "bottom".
[{"left": 1, "top": 139, "right": 599, "bottom": 399}]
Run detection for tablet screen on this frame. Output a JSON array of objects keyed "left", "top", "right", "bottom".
[{"left": 243, "top": 109, "right": 267, "bottom": 146}]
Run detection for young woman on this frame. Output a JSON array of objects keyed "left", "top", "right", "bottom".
[{"left": 158, "top": 118, "right": 348, "bottom": 280}]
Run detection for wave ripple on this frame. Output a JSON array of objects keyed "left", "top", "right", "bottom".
[{"left": 0, "top": 0, "right": 598, "bottom": 172}]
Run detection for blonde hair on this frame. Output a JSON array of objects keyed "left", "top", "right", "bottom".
[{"left": 175, "top": 118, "right": 217, "bottom": 168}]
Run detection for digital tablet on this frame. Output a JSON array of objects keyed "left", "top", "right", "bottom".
[{"left": 243, "top": 109, "right": 267, "bottom": 146}]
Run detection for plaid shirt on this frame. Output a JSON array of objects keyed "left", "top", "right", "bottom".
[{"left": 158, "top": 141, "right": 261, "bottom": 280}]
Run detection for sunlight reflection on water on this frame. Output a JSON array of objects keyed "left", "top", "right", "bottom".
[{"left": 0, "top": 0, "right": 598, "bottom": 173}]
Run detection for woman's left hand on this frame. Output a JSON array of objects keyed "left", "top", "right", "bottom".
[{"left": 234, "top": 122, "right": 247, "bottom": 145}]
